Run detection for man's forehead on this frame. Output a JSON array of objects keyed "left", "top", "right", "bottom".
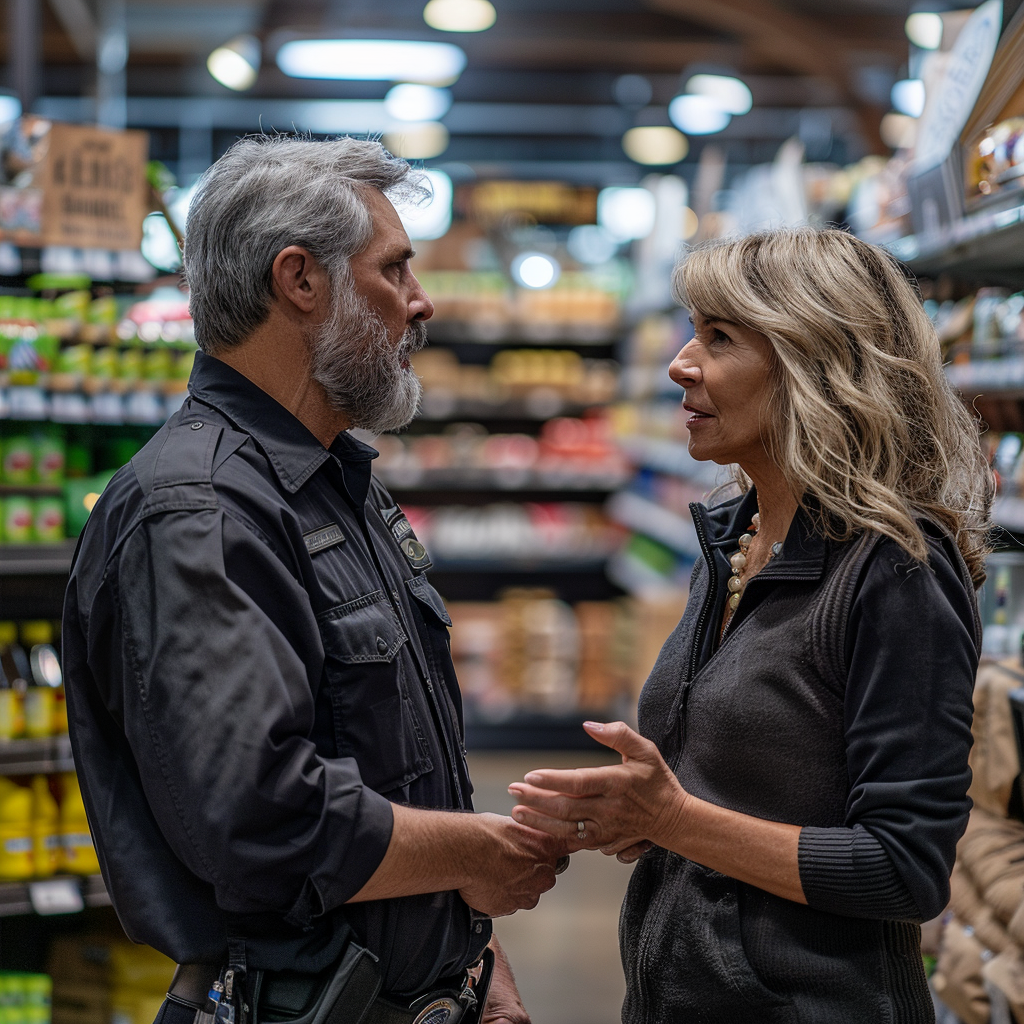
[{"left": 360, "top": 187, "right": 412, "bottom": 254}]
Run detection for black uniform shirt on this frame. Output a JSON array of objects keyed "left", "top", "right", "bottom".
[{"left": 63, "top": 351, "right": 491, "bottom": 995}]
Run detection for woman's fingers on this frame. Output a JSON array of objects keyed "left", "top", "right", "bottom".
[
  {"left": 508, "top": 784, "right": 596, "bottom": 823},
  {"left": 519, "top": 766, "right": 608, "bottom": 796},
  {"left": 510, "top": 806, "right": 594, "bottom": 850},
  {"left": 582, "top": 721, "right": 657, "bottom": 762}
]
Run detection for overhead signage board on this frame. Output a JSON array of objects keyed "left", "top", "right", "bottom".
[
  {"left": 461, "top": 181, "right": 598, "bottom": 225},
  {"left": 914, "top": 0, "right": 1003, "bottom": 174},
  {"left": 0, "top": 119, "right": 149, "bottom": 250}
]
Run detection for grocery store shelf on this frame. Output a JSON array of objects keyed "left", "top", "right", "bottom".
[
  {"left": 607, "top": 491, "right": 700, "bottom": 558},
  {"left": 465, "top": 711, "right": 612, "bottom": 750},
  {"left": 994, "top": 496, "right": 1024, "bottom": 533},
  {"left": 945, "top": 357, "right": 1024, "bottom": 397},
  {"left": 0, "top": 484, "right": 62, "bottom": 497},
  {"left": 0, "top": 874, "right": 109, "bottom": 917},
  {"left": 416, "top": 394, "right": 597, "bottom": 424},
  {"left": 0, "top": 541, "right": 77, "bottom": 576},
  {"left": 430, "top": 554, "right": 612, "bottom": 573},
  {"left": 0, "top": 736, "right": 74, "bottom": 775},
  {"left": 616, "top": 435, "right": 721, "bottom": 488},
  {"left": 889, "top": 202, "right": 1024, "bottom": 287},
  {"left": 427, "top": 322, "right": 620, "bottom": 347}
]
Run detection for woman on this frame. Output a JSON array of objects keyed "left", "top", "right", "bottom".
[{"left": 509, "top": 228, "right": 992, "bottom": 1023}]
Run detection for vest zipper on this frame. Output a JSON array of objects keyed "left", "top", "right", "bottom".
[{"left": 688, "top": 504, "right": 718, "bottom": 681}]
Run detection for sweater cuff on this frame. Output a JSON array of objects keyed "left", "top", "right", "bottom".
[{"left": 798, "top": 826, "right": 922, "bottom": 921}]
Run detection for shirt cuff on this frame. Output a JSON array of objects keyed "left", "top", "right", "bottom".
[
  {"left": 297, "top": 776, "right": 395, "bottom": 926},
  {"left": 798, "top": 825, "right": 922, "bottom": 921}
]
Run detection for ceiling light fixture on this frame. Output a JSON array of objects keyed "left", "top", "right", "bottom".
[
  {"left": 668, "top": 94, "right": 730, "bottom": 135},
  {"left": 597, "top": 187, "right": 657, "bottom": 242},
  {"left": 385, "top": 84, "right": 453, "bottom": 122},
  {"left": 880, "top": 112, "right": 918, "bottom": 150},
  {"left": 622, "top": 126, "right": 688, "bottom": 166},
  {"left": 512, "top": 252, "right": 560, "bottom": 290},
  {"left": 891, "top": 79, "right": 926, "bottom": 117},
  {"left": 905, "top": 12, "right": 943, "bottom": 49},
  {"left": 423, "top": 0, "right": 496, "bottom": 32},
  {"left": 276, "top": 39, "right": 467, "bottom": 84},
  {"left": 382, "top": 122, "right": 450, "bottom": 159},
  {"left": 207, "top": 34, "right": 261, "bottom": 91},
  {"left": 394, "top": 169, "right": 453, "bottom": 240},
  {"left": 685, "top": 74, "right": 752, "bottom": 115},
  {"left": 0, "top": 92, "right": 21, "bottom": 125}
]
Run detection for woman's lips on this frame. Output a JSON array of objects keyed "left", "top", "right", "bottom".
[{"left": 685, "top": 407, "right": 714, "bottom": 428}]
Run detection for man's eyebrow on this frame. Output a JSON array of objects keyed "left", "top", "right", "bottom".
[{"left": 383, "top": 246, "right": 416, "bottom": 263}]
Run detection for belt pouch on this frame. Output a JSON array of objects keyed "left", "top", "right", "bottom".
[{"left": 253, "top": 943, "right": 381, "bottom": 1024}]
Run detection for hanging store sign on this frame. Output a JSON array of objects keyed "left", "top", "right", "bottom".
[
  {"left": 0, "top": 119, "right": 149, "bottom": 250},
  {"left": 460, "top": 181, "right": 598, "bottom": 225}
]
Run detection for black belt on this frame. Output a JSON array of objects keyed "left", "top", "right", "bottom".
[{"left": 168, "top": 951, "right": 491, "bottom": 1024}]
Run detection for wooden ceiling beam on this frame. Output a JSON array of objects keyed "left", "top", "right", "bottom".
[{"left": 646, "top": 0, "right": 886, "bottom": 151}]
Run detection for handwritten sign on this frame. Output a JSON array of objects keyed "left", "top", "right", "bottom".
[{"left": 39, "top": 123, "right": 149, "bottom": 249}]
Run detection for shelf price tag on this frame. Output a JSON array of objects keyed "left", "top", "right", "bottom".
[{"left": 29, "top": 878, "right": 84, "bottom": 915}]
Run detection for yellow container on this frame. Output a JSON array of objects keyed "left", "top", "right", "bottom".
[
  {"left": 59, "top": 774, "right": 99, "bottom": 876},
  {"left": 0, "top": 779, "right": 34, "bottom": 880},
  {"left": 31, "top": 777, "right": 61, "bottom": 878}
]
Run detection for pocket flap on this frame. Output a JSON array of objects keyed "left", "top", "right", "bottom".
[
  {"left": 317, "top": 591, "right": 407, "bottom": 663},
  {"left": 405, "top": 575, "right": 453, "bottom": 626}
]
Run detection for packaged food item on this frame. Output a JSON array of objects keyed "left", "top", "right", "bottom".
[
  {"left": 0, "top": 779, "right": 34, "bottom": 880},
  {"left": 59, "top": 773, "right": 100, "bottom": 875},
  {"left": 31, "top": 776, "right": 61, "bottom": 877},
  {"left": 2, "top": 433, "right": 35, "bottom": 484},
  {"left": 34, "top": 428, "right": 65, "bottom": 485},
  {"left": 0, "top": 622, "right": 26, "bottom": 740},
  {"left": 3, "top": 495, "right": 34, "bottom": 543},
  {"left": 32, "top": 497, "right": 64, "bottom": 543},
  {"left": 21, "top": 621, "right": 61, "bottom": 738}
]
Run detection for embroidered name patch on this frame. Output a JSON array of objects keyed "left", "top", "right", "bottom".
[{"left": 303, "top": 523, "right": 346, "bottom": 555}]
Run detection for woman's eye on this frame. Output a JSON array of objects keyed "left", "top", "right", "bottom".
[{"left": 711, "top": 330, "right": 730, "bottom": 345}]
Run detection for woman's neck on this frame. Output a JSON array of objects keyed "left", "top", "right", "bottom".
[{"left": 744, "top": 464, "right": 799, "bottom": 550}]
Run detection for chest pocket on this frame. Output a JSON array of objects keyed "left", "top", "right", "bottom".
[{"left": 317, "top": 590, "right": 433, "bottom": 796}]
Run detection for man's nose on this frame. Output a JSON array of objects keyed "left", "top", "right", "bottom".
[{"left": 409, "top": 275, "right": 434, "bottom": 322}]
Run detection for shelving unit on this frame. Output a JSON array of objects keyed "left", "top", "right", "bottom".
[
  {"left": 0, "top": 875, "right": 109, "bottom": 919},
  {"left": 889, "top": 201, "right": 1024, "bottom": 289}
]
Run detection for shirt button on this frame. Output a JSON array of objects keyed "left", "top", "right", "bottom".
[
  {"left": 376, "top": 636, "right": 388, "bottom": 654},
  {"left": 475, "top": 923, "right": 483, "bottom": 934},
  {"left": 190, "top": 421, "right": 204, "bottom": 430}
]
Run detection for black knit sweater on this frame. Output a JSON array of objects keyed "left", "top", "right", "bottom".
[{"left": 619, "top": 489, "right": 979, "bottom": 1024}]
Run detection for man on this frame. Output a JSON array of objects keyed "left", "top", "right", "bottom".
[{"left": 62, "top": 136, "right": 568, "bottom": 1024}]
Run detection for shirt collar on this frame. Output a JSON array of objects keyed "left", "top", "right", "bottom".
[
  {"left": 694, "top": 486, "right": 828, "bottom": 579},
  {"left": 187, "top": 350, "right": 378, "bottom": 494}
]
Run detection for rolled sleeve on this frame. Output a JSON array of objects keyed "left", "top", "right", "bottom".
[
  {"left": 112, "top": 507, "right": 393, "bottom": 926},
  {"left": 798, "top": 534, "right": 977, "bottom": 922}
]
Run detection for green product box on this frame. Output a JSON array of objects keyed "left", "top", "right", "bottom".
[
  {"left": 1, "top": 435, "right": 35, "bottom": 485},
  {"left": 3, "top": 496, "right": 34, "bottom": 543},
  {"left": 33, "top": 498, "right": 65, "bottom": 543},
  {"left": 35, "top": 431, "right": 66, "bottom": 485}
]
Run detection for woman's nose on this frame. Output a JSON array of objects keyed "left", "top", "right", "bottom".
[{"left": 669, "top": 348, "right": 701, "bottom": 388}]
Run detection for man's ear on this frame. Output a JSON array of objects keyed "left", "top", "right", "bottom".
[{"left": 270, "top": 246, "right": 329, "bottom": 315}]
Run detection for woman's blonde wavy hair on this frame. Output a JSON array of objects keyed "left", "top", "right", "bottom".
[{"left": 674, "top": 227, "right": 993, "bottom": 587}]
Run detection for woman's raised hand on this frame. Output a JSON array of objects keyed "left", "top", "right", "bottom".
[{"left": 508, "top": 721, "right": 689, "bottom": 862}]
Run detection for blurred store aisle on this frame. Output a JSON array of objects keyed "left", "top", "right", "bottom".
[{"left": 467, "top": 751, "right": 633, "bottom": 1024}]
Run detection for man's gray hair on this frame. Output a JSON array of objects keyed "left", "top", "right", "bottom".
[{"left": 182, "top": 135, "right": 425, "bottom": 353}]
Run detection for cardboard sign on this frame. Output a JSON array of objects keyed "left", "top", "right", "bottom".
[{"left": 0, "top": 120, "right": 149, "bottom": 250}]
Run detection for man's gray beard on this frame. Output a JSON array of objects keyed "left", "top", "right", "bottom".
[{"left": 309, "top": 291, "right": 427, "bottom": 435}]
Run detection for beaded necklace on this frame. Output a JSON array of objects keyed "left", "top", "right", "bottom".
[{"left": 722, "top": 512, "right": 783, "bottom": 636}]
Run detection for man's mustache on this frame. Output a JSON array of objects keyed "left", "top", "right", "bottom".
[{"left": 402, "top": 320, "right": 428, "bottom": 357}]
